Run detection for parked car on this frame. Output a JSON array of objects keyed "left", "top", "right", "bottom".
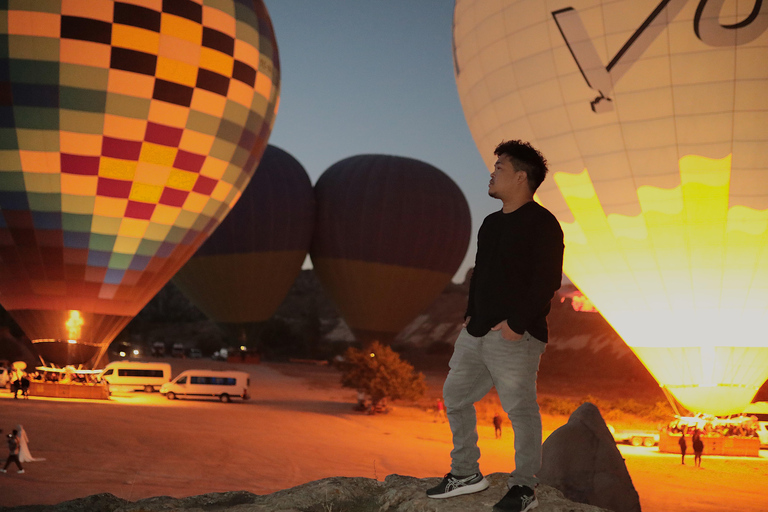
[
  {"left": 614, "top": 430, "right": 659, "bottom": 447},
  {"left": 151, "top": 342, "right": 166, "bottom": 357},
  {"left": 160, "top": 370, "right": 250, "bottom": 403},
  {"left": 99, "top": 361, "right": 172, "bottom": 393},
  {"left": 608, "top": 424, "right": 659, "bottom": 447},
  {"left": 171, "top": 343, "right": 185, "bottom": 358},
  {"left": 0, "top": 367, "right": 9, "bottom": 388}
]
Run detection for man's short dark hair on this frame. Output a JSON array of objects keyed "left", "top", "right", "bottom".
[{"left": 494, "top": 140, "right": 548, "bottom": 192}]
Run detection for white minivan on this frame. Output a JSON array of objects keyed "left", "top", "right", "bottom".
[
  {"left": 100, "top": 361, "right": 172, "bottom": 393},
  {"left": 160, "top": 370, "right": 250, "bottom": 403}
]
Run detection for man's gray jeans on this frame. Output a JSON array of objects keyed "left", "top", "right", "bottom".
[{"left": 443, "top": 327, "right": 546, "bottom": 489}]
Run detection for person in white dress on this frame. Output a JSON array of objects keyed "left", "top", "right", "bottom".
[{"left": 16, "top": 425, "right": 44, "bottom": 463}]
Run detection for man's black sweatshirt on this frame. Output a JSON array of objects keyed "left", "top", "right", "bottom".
[{"left": 465, "top": 201, "right": 564, "bottom": 342}]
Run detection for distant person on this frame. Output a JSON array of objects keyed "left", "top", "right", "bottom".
[
  {"left": 436, "top": 398, "right": 446, "bottom": 422},
  {"left": 679, "top": 434, "right": 687, "bottom": 465},
  {"left": 16, "top": 425, "right": 44, "bottom": 463},
  {"left": 426, "top": 140, "right": 564, "bottom": 512},
  {"left": 493, "top": 413, "right": 503, "bottom": 439},
  {"left": 692, "top": 430, "right": 704, "bottom": 468},
  {"left": 19, "top": 375, "right": 30, "bottom": 397},
  {"left": 2, "top": 429, "right": 24, "bottom": 474},
  {"left": 10, "top": 368, "right": 27, "bottom": 399}
]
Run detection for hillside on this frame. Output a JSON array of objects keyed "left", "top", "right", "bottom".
[{"left": 4, "top": 267, "right": 763, "bottom": 407}]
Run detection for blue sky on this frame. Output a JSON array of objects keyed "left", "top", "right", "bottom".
[{"left": 262, "top": 1, "right": 497, "bottom": 283}]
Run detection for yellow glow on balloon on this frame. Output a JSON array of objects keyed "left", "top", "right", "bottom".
[
  {"left": 556, "top": 154, "right": 768, "bottom": 415},
  {"left": 452, "top": 0, "right": 768, "bottom": 415}
]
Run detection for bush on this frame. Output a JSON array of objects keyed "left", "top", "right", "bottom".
[
  {"left": 538, "top": 393, "right": 675, "bottom": 425},
  {"left": 539, "top": 396, "right": 579, "bottom": 416},
  {"left": 612, "top": 398, "right": 646, "bottom": 416},
  {"left": 338, "top": 341, "right": 427, "bottom": 413},
  {"left": 648, "top": 401, "right": 676, "bottom": 421}
]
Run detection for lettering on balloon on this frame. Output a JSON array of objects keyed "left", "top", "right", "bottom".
[
  {"left": 694, "top": 0, "right": 767, "bottom": 46},
  {"left": 553, "top": 0, "right": 767, "bottom": 112}
]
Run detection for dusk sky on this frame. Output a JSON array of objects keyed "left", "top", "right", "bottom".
[{"left": 262, "top": 1, "right": 497, "bottom": 283}]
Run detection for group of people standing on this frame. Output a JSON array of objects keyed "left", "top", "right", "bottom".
[
  {"left": 678, "top": 429, "right": 705, "bottom": 468},
  {"left": 2, "top": 425, "right": 43, "bottom": 474},
  {"left": 8, "top": 366, "right": 30, "bottom": 399}
]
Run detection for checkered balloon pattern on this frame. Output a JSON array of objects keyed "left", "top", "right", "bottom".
[{"left": 0, "top": 0, "right": 280, "bottom": 364}]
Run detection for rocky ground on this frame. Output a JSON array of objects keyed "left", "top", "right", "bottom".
[{"left": 4, "top": 474, "right": 612, "bottom": 512}]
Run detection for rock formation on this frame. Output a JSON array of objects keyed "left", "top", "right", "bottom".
[
  {"left": 539, "top": 402, "right": 641, "bottom": 512},
  {"left": 5, "top": 473, "right": 612, "bottom": 512}
]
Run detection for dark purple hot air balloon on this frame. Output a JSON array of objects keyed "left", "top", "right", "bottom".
[
  {"left": 173, "top": 145, "right": 314, "bottom": 345},
  {"left": 311, "top": 154, "right": 471, "bottom": 345}
]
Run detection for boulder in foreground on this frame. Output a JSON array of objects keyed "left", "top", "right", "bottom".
[{"left": 539, "top": 401, "right": 641, "bottom": 512}]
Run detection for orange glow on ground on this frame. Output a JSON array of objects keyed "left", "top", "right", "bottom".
[
  {"left": 556, "top": 155, "right": 768, "bottom": 415},
  {"left": 1, "top": 361, "right": 766, "bottom": 512}
]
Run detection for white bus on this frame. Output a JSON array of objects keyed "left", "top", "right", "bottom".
[
  {"left": 160, "top": 370, "right": 250, "bottom": 403},
  {"left": 100, "top": 361, "right": 172, "bottom": 393}
]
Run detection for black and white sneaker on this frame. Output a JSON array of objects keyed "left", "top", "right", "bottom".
[
  {"left": 493, "top": 484, "right": 538, "bottom": 512},
  {"left": 426, "top": 472, "right": 490, "bottom": 498}
]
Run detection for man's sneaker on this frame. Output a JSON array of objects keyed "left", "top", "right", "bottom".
[
  {"left": 17, "top": 469, "right": 24, "bottom": 474},
  {"left": 426, "top": 472, "right": 489, "bottom": 498},
  {"left": 493, "top": 484, "right": 538, "bottom": 512}
]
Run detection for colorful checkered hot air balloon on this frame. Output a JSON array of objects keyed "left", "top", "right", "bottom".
[
  {"left": 453, "top": 0, "right": 768, "bottom": 415},
  {"left": 0, "top": 0, "right": 280, "bottom": 367}
]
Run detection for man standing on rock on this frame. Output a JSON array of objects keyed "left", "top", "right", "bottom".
[{"left": 426, "top": 140, "right": 564, "bottom": 512}]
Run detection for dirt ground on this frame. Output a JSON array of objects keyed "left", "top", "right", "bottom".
[{"left": 0, "top": 360, "right": 766, "bottom": 511}]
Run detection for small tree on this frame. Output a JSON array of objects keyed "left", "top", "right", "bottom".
[{"left": 339, "top": 341, "right": 427, "bottom": 413}]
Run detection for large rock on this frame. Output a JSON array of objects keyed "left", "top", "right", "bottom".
[
  {"left": 4, "top": 473, "right": 612, "bottom": 512},
  {"left": 539, "top": 402, "right": 641, "bottom": 512}
]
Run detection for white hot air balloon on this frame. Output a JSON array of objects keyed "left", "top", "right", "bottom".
[{"left": 453, "top": 0, "right": 768, "bottom": 415}]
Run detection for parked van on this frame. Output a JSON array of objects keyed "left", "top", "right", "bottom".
[
  {"left": 100, "top": 361, "right": 172, "bottom": 393},
  {"left": 171, "top": 343, "right": 185, "bottom": 358},
  {"left": 160, "top": 370, "right": 250, "bottom": 403}
]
